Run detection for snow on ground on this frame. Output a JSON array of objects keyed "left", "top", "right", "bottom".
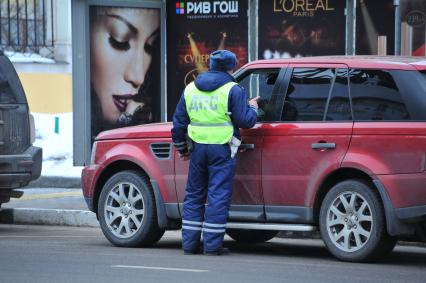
[
  {"left": 6, "top": 51, "right": 55, "bottom": 64},
  {"left": 32, "top": 112, "right": 83, "bottom": 178}
]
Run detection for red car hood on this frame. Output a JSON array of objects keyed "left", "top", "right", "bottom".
[{"left": 96, "top": 122, "right": 172, "bottom": 140}]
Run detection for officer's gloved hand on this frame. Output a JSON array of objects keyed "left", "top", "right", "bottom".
[{"left": 179, "top": 151, "right": 190, "bottom": 161}]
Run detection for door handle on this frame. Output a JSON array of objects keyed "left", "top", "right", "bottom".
[
  {"left": 239, "top": 143, "right": 255, "bottom": 150},
  {"left": 311, "top": 142, "right": 336, "bottom": 150}
]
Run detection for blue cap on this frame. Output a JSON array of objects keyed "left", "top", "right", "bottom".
[{"left": 209, "top": 50, "right": 237, "bottom": 71}]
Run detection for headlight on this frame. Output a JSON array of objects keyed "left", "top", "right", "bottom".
[{"left": 90, "top": 141, "right": 98, "bottom": 165}]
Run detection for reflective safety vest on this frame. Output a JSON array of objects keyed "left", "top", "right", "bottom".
[{"left": 184, "top": 81, "right": 236, "bottom": 144}]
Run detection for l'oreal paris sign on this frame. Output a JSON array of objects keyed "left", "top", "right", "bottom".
[
  {"left": 274, "top": 0, "right": 335, "bottom": 17},
  {"left": 179, "top": 1, "right": 239, "bottom": 15}
]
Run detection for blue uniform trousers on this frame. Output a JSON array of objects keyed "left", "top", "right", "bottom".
[{"left": 182, "top": 142, "right": 236, "bottom": 252}]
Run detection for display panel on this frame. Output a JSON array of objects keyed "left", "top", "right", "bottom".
[
  {"left": 166, "top": 0, "right": 249, "bottom": 119},
  {"left": 89, "top": 5, "right": 162, "bottom": 138},
  {"left": 258, "top": 0, "right": 346, "bottom": 59}
]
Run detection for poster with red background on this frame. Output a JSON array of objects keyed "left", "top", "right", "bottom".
[{"left": 166, "top": 0, "right": 248, "bottom": 119}]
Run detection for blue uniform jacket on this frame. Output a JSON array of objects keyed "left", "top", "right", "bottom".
[{"left": 172, "top": 70, "right": 257, "bottom": 153}]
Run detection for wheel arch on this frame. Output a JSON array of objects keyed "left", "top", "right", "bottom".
[
  {"left": 312, "top": 168, "right": 376, "bottom": 225},
  {"left": 312, "top": 167, "right": 416, "bottom": 237},
  {"left": 93, "top": 160, "right": 150, "bottom": 216},
  {"left": 93, "top": 159, "right": 170, "bottom": 229}
]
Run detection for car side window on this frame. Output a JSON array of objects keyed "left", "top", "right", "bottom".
[
  {"left": 238, "top": 69, "right": 280, "bottom": 121},
  {"left": 326, "top": 68, "right": 352, "bottom": 121},
  {"left": 349, "top": 69, "right": 410, "bottom": 121},
  {"left": 281, "top": 68, "right": 334, "bottom": 122}
]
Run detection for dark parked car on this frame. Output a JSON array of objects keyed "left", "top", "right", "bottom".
[
  {"left": 83, "top": 56, "right": 426, "bottom": 262},
  {"left": 0, "top": 51, "right": 42, "bottom": 206}
]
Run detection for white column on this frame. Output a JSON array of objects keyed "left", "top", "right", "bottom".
[
  {"left": 377, "top": 36, "right": 387, "bottom": 56},
  {"left": 53, "top": 0, "right": 72, "bottom": 63},
  {"left": 401, "top": 22, "right": 413, "bottom": 56}
]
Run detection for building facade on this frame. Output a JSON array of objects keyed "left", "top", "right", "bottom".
[{"left": 1, "top": 0, "right": 424, "bottom": 164}]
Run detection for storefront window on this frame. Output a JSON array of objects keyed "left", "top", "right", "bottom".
[
  {"left": 356, "top": 0, "right": 395, "bottom": 55},
  {"left": 401, "top": 0, "right": 426, "bottom": 56},
  {"left": 258, "top": 0, "right": 345, "bottom": 59}
]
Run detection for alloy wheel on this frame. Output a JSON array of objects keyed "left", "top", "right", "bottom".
[
  {"left": 103, "top": 182, "right": 145, "bottom": 239},
  {"left": 326, "top": 191, "right": 373, "bottom": 252}
]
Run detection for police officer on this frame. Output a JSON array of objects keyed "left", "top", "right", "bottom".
[{"left": 172, "top": 50, "right": 259, "bottom": 255}]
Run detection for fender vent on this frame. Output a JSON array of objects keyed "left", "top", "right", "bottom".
[{"left": 150, "top": 143, "right": 172, "bottom": 159}]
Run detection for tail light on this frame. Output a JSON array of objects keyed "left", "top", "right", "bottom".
[{"left": 29, "top": 113, "right": 35, "bottom": 144}]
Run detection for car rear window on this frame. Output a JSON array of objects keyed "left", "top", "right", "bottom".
[
  {"left": 0, "top": 79, "right": 17, "bottom": 103},
  {"left": 349, "top": 69, "right": 411, "bottom": 121},
  {"left": 0, "top": 55, "right": 26, "bottom": 104}
]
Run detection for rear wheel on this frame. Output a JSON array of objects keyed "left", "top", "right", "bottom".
[
  {"left": 98, "top": 170, "right": 165, "bottom": 247},
  {"left": 415, "top": 221, "right": 426, "bottom": 242},
  {"left": 227, "top": 229, "right": 278, "bottom": 243},
  {"left": 0, "top": 191, "right": 11, "bottom": 206},
  {"left": 319, "top": 180, "right": 397, "bottom": 262}
]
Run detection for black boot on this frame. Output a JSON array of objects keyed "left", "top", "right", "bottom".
[
  {"left": 204, "top": 247, "right": 230, "bottom": 256},
  {"left": 183, "top": 246, "right": 203, "bottom": 255}
]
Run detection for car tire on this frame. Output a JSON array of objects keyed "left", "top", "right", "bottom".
[
  {"left": 415, "top": 221, "right": 426, "bottom": 242},
  {"left": 319, "top": 179, "right": 397, "bottom": 262},
  {"left": 98, "top": 170, "right": 165, "bottom": 247},
  {"left": 227, "top": 229, "right": 278, "bottom": 243}
]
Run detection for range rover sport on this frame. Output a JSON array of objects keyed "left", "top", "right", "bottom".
[{"left": 83, "top": 56, "right": 426, "bottom": 262}]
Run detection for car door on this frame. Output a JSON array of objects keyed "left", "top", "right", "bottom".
[
  {"left": 261, "top": 64, "right": 354, "bottom": 223},
  {"left": 174, "top": 67, "right": 285, "bottom": 221}
]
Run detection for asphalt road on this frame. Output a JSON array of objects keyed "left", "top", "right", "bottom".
[{"left": 0, "top": 225, "right": 425, "bottom": 283}]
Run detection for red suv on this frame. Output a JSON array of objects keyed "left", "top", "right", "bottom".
[{"left": 82, "top": 56, "right": 426, "bottom": 262}]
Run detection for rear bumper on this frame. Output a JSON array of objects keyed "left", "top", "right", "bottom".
[
  {"left": 395, "top": 205, "right": 426, "bottom": 222},
  {"left": 373, "top": 178, "right": 426, "bottom": 237},
  {"left": 0, "top": 146, "right": 42, "bottom": 188}
]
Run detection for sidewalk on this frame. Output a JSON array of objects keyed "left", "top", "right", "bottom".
[
  {"left": 25, "top": 175, "right": 81, "bottom": 188},
  {"left": 0, "top": 186, "right": 99, "bottom": 227}
]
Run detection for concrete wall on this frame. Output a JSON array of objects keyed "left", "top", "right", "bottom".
[
  {"left": 18, "top": 72, "right": 72, "bottom": 114},
  {"left": 11, "top": 0, "right": 73, "bottom": 114}
]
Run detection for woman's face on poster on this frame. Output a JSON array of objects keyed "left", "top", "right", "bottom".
[{"left": 91, "top": 7, "right": 160, "bottom": 125}]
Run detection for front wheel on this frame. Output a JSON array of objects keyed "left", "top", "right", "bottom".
[
  {"left": 319, "top": 180, "right": 397, "bottom": 262},
  {"left": 98, "top": 170, "right": 165, "bottom": 247}
]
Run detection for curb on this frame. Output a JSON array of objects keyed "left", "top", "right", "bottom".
[
  {"left": 25, "top": 176, "right": 81, "bottom": 188},
  {"left": 0, "top": 208, "right": 99, "bottom": 227}
]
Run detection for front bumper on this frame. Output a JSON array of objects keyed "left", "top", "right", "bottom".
[
  {"left": 0, "top": 146, "right": 42, "bottom": 189},
  {"left": 81, "top": 164, "right": 101, "bottom": 212}
]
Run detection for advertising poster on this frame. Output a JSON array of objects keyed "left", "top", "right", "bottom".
[
  {"left": 167, "top": 0, "right": 248, "bottom": 119},
  {"left": 356, "top": 0, "right": 395, "bottom": 55},
  {"left": 258, "top": 0, "right": 345, "bottom": 59},
  {"left": 89, "top": 6, "right": 161, "bottom": 138},
  {"left": 401, "top": 0, "right": 426, "bottom": 56}
]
